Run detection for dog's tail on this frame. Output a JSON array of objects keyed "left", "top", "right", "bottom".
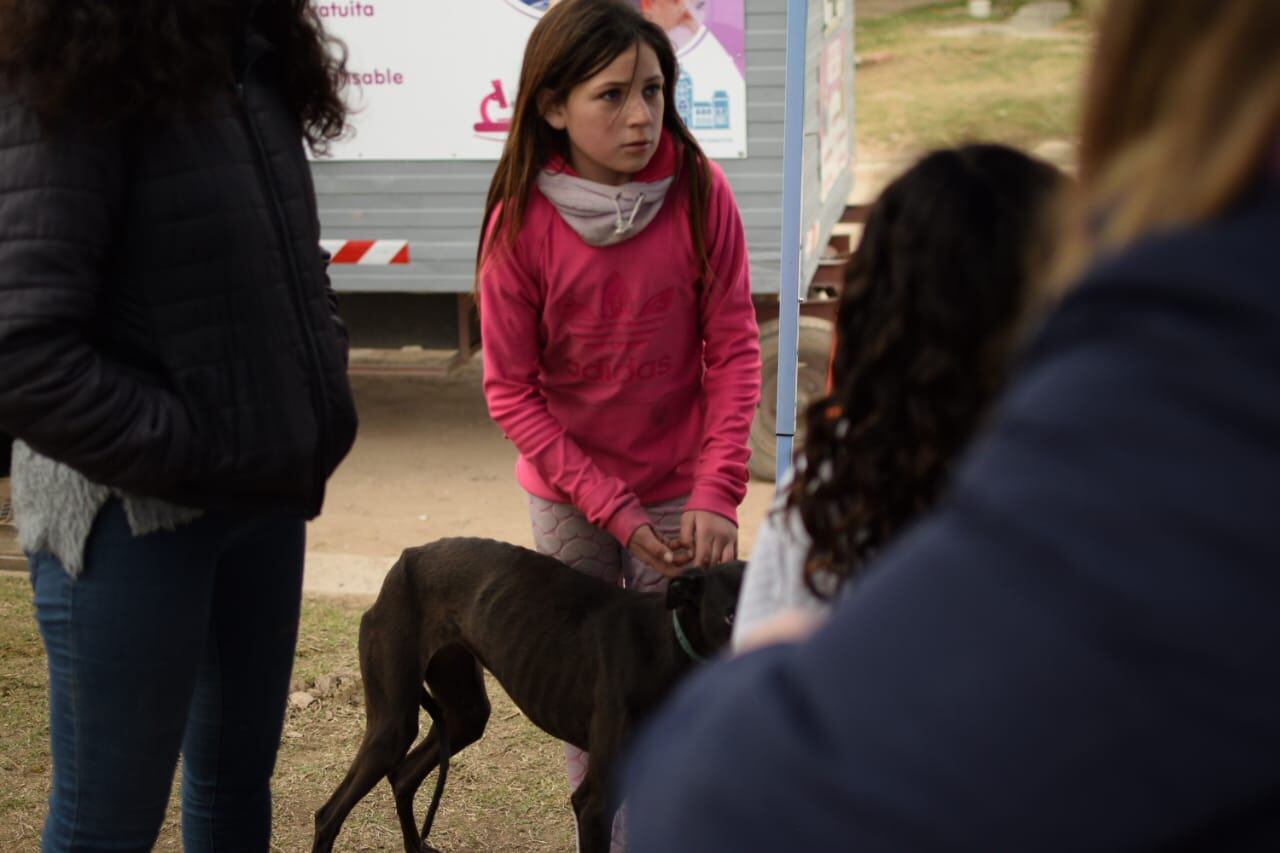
[{"left": 419, "top": 687, "right": 450, "bottom": 843}]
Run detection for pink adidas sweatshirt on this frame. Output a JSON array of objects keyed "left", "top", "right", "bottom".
[{"left": 480, "top": 135, "right": 761, "bottom": 547}]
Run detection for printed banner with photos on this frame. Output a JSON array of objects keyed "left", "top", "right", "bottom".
[{"left": 315, "top": 0, "right": 748, "bottom": 160}]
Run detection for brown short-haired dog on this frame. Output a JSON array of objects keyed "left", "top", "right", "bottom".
[{"left": 312, "top": 537, "right": 745, "bottom": 853}]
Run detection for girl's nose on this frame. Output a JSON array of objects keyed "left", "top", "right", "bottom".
[{"left": 626, "top": 95, "right": 655, "bottom": 127}]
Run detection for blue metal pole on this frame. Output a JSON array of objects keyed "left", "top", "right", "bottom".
[{"left": 775, "top": 0, "right": 807, "bottom": 485}]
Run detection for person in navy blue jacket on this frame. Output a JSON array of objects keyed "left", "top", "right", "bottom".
[{"left": 622, "top": 2, "right": 1280, "bottom": 850}]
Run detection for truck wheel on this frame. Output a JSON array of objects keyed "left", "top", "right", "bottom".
[{"left": 748, "top": 316, "right": 835, "bottom": 482}]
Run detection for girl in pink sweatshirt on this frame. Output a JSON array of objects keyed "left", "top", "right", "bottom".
[{"left": 477, "top": 0, "right": 759, "bottom": 842}]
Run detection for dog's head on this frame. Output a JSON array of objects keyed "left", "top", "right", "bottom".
[{"left": 664, "top": 560, "right": 746, "bottom": 658}]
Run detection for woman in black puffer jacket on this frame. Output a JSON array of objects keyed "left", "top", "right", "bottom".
[{"left": 0, "top": 2, "right": 357, "bottom": 849}]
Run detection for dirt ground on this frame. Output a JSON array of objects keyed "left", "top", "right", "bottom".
[{"left": 303, "top": 359, "right": 777, "bottom": 597}]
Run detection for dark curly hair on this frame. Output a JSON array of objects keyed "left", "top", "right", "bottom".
[
  {"left": 0, "top": 0, "right": 348, "bottom": 151},
  {"left": 787, "top": 144, "right": 1065, "bottom": 598}
]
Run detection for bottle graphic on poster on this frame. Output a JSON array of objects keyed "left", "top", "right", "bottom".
[
  {"left": 676, "top": 73, "right": 694, "bottom": 127},
  {"left": 713, "top": 90, "right": 729, "bottom": 129}
]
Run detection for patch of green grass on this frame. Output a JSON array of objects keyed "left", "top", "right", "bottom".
[
  {"left": 291, "top": 593, "right": 369, "bottom": 686},
  {"left": 0, "top": 574, "right": 49, "bottom": 851},
  {"left": 855, "top": 0, "right": 1090, "bottom": 155}
]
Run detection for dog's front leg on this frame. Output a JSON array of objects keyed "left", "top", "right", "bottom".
[
  {"left": 570, "top": 775, "right": 615, "bottom": 853},
  {"left": 573, "top": 710, "right": 630, "bottom": 853}
]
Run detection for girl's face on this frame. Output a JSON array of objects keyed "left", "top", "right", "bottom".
[{"left": 542, "top": 42, "right": 665, "bottom": 186}]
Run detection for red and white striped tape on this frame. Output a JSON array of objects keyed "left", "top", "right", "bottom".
[{"left": 321, "top": 239, "right": 410, "bottom": 265}]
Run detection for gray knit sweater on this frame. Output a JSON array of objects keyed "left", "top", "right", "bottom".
[{"left": 10, "top": 440, "right": 202, "bottom": 576}]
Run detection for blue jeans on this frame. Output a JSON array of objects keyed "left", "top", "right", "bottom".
[{"left": 28, "top": 499, "right": 305, "bottom": 852}]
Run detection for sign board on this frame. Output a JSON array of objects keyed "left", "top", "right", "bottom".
[
  {"left": 316, "top": 0, "right": 748, "bottom": 161},
  {"left": 817, "top": 30, "right": 851, "bottom": 201}
]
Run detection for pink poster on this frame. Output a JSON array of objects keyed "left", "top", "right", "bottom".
[{"left": 318, "top": 0, "right": 748, "bottom": 161}]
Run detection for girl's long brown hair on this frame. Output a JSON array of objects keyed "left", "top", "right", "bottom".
[
  {"left": 477, "top": 0, "right": 711, "bottom": 278},
  {"left": 0, "top": 0, "right": 349, "bottom": 152},
  {"left": 1055, "top": 0, "right": 1280, "bottom": 282}
]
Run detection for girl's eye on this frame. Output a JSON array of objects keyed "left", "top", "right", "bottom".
[
  {"left": 644, "top": 84, "right": 662, "bottom": 99},
  {"left": 600, "top": 89, "right": 621, "bottom": 102}
]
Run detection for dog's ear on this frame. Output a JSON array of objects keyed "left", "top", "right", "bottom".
[{"left": 665, "top": 571, "right": 705, "bottom": 611}]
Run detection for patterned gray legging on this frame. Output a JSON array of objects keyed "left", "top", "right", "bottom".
[
  {"left": 527, "top": 492, "right": 685, "bottom": 593},
  {"left": 526, "top": 492, "right": 686, "bottom": 852}
]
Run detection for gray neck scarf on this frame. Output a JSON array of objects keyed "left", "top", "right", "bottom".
[{"left": 536, "top": 169, "right": 674, "bottom": 247}]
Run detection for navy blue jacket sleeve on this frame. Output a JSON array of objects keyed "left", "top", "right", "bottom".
[{"left": 622, "top": 190, "right": 1280, "bottom": 852}]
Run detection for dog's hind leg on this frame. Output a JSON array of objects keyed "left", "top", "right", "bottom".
[
  {"left": 312, "top": 611, "right": 422, "bottom": 853},
  {"left": 388, "top": 645, "right": 491, "bottom": 852}
]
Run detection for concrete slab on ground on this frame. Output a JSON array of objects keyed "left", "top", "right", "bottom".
[{"left": 304, "top": 551, "right": 393, "bottom": 599}]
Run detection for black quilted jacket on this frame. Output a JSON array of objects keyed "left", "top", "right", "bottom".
[{"left": 0, "top": 32, "right": 357, "bottom": 518}]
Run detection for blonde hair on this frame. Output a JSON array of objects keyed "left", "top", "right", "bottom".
[{"left": 1054, "top": 1, "right": 1280, "bottom": 283}]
